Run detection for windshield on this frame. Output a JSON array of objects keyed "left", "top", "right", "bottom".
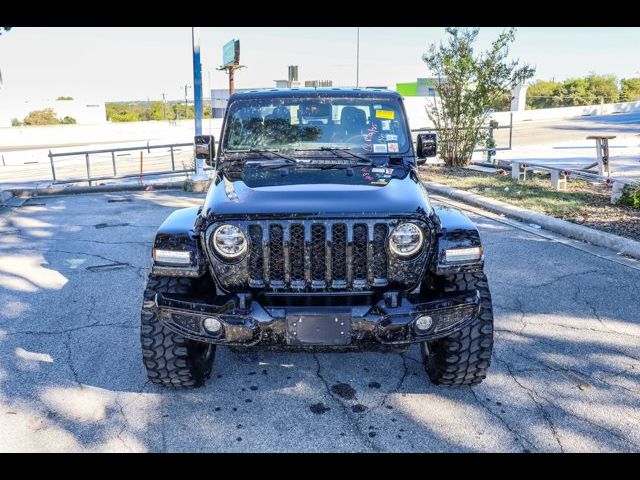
[{"left": 222, "top": 95, "right": 410, "bottom": 155}]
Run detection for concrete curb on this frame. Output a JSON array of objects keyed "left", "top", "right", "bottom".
[
  {"left": 425, "top": 181, "right": 640, "bottom": 260},
  {"left": 5, "top": 180, "right": 200, "bottom": 198}
]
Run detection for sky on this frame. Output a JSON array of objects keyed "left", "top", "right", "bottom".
[{"left": 0, "top": 27, "right": 639, "bottom": 104}]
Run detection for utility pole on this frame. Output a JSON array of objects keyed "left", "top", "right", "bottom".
[
  {"left": 356, "top": 27, "right": 360, "bottom": 88},
  {"left": 161, "top": 93, "right": 167, "bottom": 120},
  {"left": 191, "top": 27, "right": 207, "bottom": 181},
  {"left": 217, "top": 39, "right": 245, "bottom": 98},
  {"left": 181, "top": 84, "right": 191, "bottom": 119}
]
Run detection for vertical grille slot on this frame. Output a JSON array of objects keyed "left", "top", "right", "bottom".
[
  {"left": 241, "top": 219, "right": 402, "bottom": 291},
  {"left": 269, "top": 224, "right": 285, "bottom": 287},
  {"left": 352, "top": 223, "right": 368, "bottom": 286},
  {"left": 310, "top": 224, "right": 326, "bottom": 287},
  {"left": 331, "top": 223, "right": 347, "bottom": 288},
  {"left": 372, "top": 223, "right": 388, "bottom": 285},
  {"left": 248, "top": 225, "right": 264, "bottom": 288},
  {"left": 289, "top": 224, "right": 305, "bottom": 286}
]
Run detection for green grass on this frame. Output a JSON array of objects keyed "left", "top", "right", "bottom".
[{"left": 422, "top": 167, "right": 603, "bottom": 220}]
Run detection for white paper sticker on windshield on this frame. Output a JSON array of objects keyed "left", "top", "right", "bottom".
[
  {"left": 388, "top": 142, "right": 399, "bottom": 153},
  {"left": 373, "top": 144, "right": 388, "bottom": 153}
]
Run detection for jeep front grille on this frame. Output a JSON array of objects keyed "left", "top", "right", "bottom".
[
  {"left": 245, "top": 220, "right": 395, "bottom": 291},
  {"left": 207, "top": 219, "right": 431, "bottom": 292}
]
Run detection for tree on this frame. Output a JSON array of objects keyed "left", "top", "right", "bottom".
[
  {"left": 584, "top": 74, "right": 618, "bottom": 103},
  {"left": 558, "top": 78, "right": 591, "bottom": 106},
  {"left": 620, "top": 78, "right": 640, "bottom": 102},
  {"left": 56, "top": 96, "right": 74, "bottom": 101},
  {"left": 526, "top": 80, "right": 561, "bottom": 109},
  {"left": 22, "top": 108, "right": 60, "bottom": 126},
  {"left": 422, "top": 28, "right": 534, "bottom": 167}
]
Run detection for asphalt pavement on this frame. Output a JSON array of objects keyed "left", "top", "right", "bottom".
[{"left": 0, "top": 190, "right": 639, "bottom": 452}]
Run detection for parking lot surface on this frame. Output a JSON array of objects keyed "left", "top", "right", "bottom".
[{"left": 1, "top": 191, "right": 639, "bottom": 452}]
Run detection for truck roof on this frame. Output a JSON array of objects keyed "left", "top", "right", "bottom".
[{"left": 229, "top": 87, "right": 402, "bottom": 101}]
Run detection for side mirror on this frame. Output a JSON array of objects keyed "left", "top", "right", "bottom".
[
  {"left": 417, "top": 133, "right": 437, "bottom": 158},
  {"left": 195, "top": 135, "right": 216, "bottom": 167}
]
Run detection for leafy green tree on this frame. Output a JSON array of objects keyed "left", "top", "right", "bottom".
[
  {"left": 106, "top": 103, "right": 141, "bottom": 122},
  {"left": 22, "top": 108, "right": 60, "bottom": 126},
  {"left": 584, "top": 74, "right": 618, "bottom": 103},
  {"left": 11, "top": 118, "right": 22, "bottom": 126},
  {"left": 56, "top": 96, "right": 74, "bottom": 101},
  {"left": 526, "top": 80, "right": 561, "bottom": 109},
  {"left": 104, "top": 99, "right": 213, "bottom": 122},
  {"left": 620, "top": 78, "right": 640, "bottom": 102},
  {"left": 422, "top": 27, "right": 534, "bottom": 167},
  {"left": 558, "top": 78, "right": 591, "bottom": 106},
  {"left": 61, "top": 116, "right": 76, "bottom": 124}
]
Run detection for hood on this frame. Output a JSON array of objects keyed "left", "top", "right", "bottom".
[{"left": 202, "top": 170, "right": 432, "bottom": 219}]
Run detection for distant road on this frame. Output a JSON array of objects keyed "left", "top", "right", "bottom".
[
  {"left": 495, "top": 111, "right": 640, "bottom": 147},
  {"left": 1, "top": 113, "right": 638, "bottom": 188}
]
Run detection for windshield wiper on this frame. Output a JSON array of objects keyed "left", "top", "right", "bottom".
[
  {"left": 247, "top": 148, "right": 299, "bottom": 164},
  {"left": 223, "top": 148, "right": 300, "bottom": 170},
  {"left": 317, "top": 147, "right": 373, "bottom": 164}
]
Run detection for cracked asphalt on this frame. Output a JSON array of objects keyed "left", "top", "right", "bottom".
[{"left": 1, "top": 190, "right": 639, "bottom": 452}]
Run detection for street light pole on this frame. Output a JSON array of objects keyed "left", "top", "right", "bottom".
[
  {"left": 356, "top": 27, "right": 360, "bottom": 88},
  {"left": 191, "top": 26, "right": 207, "bottom": 181}
]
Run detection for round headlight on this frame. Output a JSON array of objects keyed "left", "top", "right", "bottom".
[
  {"left": 389, "top": 222, "right": 424, "bottom": 257},
  {"left": 212, "top": 224, "right": 247, "bottom": 259}
]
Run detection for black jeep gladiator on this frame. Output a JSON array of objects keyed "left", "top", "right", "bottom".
[{"left": 141, "top": 88, "right": 493, "bottom": 387}]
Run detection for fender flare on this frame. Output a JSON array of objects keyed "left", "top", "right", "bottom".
[
  {"left": 430, "top": 205, "right": 484, "bottom": 275},
  {"left": 151, "top": 207, "right": 206, "bottom": 277}
]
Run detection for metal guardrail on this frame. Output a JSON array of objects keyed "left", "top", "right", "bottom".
[
  {"left": 47, "top": 142, "right": 212, "bottom": 185},
  {"left": 412, "top": 113, "right": 514, "bottom": 161}
]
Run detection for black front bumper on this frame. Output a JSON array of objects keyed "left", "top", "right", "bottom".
[{"left": 155, "top": 290, "right": 480, "bottom": 349}]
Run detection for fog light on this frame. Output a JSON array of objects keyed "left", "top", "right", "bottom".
[
  {"left": 203, "top": 317, "right": 222, "bottom": 334},
  {"left": 153, "top": 249, "right": 191, "bottom": 266},
  {"left": 415, "top": 315, "right": 434, "bottom": 332},
  {"left": 444, "top": 246, "right": 483, "bottom": 264}
]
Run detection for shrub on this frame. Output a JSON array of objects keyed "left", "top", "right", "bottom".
[
  {"left": 11, "top": 118, "right": 22, "bottom": 127},
  {"left": 617, "top": 183, "right": 640, "bottom": 209},
  {"left": 61, "top": 116, "right": 77, "bottom": 124},
  {"left": 56, "top": 96, "right": 74, "bottom": 101}
]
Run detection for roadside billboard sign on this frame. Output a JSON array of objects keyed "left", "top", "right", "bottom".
[{"left": 222, "top": 39, "right": 240, "bottom": 68}]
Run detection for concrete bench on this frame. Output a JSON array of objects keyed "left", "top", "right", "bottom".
[
  {"left": 511, "top": 162, "right": 568, "bottom": 190},
  {"left": 510, "top": 160, "right": 636, "bottom": 203}
]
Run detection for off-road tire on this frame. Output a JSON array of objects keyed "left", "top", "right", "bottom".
[
  {"left": 140, "top": 275, "right": 215, "bottom": 387},
  {"left": 421, "top": 271, "right": 494, "bottom": 386}
]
